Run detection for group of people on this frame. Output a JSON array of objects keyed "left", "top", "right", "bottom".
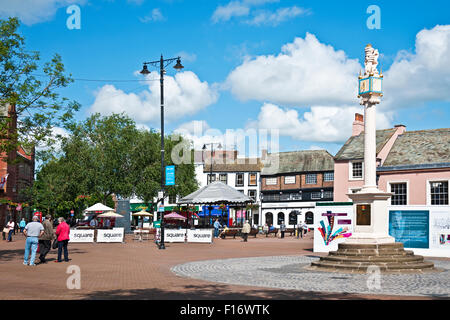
[
  {"left": 2, "top": 218, "right": 27, "bottom": 241},
  {"left": 22, "top": 215, "right": 71, "bottom": 266}
]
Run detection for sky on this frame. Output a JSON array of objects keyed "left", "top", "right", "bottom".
[{"left": 2, "top": 0, "right": 450, "bottom": 157}]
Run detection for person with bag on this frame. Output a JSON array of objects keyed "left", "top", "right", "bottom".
[
  {"left": 241, "top": 220, "right": 251, "bottom": 242},
  {"left": 6, "top": 218, "right": 15, "bottom": 242},
  {"left": 38, "top": 215, "right": 55, "bottom": 264},
  {"left": 23, "top": 216, "right": 44, "bottom": 266},
  {"left": 55, "top": 217, "right": 70, "bottom": 262},
  {"left": 280, "top": 221, "right": 286, "bottom": 239}
]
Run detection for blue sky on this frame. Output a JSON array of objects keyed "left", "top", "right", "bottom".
[{"left": 3, "top": 0, "right": 450, "bottom": 156}]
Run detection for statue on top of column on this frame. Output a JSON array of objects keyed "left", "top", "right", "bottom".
[{"left": 364, "top": 44, "right": 379, "bottom": 77}]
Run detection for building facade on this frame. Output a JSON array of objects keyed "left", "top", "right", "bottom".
[{"left": 260, "top": 150, "right": 335, "bottom": 229}]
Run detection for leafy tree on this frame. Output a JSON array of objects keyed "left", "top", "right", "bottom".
[{"left": 0, "top": 17, "right": 80, "bottom": 159}]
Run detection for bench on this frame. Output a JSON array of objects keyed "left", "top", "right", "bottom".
[
  {"left": 220, "top": 229, "right": 240, "bottom": 239},
  {"left": 265, "top": 228, "right": 279, "bottom": 237},
  {"left": 249, "top": 228, "right": 258, "bottom": 238},
  {"left": 285, "top": 228, "right": 295, "bottom": 236}
]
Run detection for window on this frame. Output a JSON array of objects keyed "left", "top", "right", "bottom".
[
  {"left": 291, "top": 192, "right": 302, "bottom": 200},
  {"left": 311, "top": 192, "right": 321, "bottom": 200},
  {"left": 266, "top": 177, "right": 277, "bottom": 185},
  {"left": 305, "top": 212, "right": 314, "bottom": 225},
  {"left": 277, "top": 212, "right": 285, "bottom": 225},
  {"left": 248, "top": 190, "right": 257, "bottom": 201},
  {"left": 324, "top": 172, "right": 334, "bottom": 182},
  {"left": 390, "top": 183, "right": 407, "bottom": 205},
  {"left": 264, "top": 193, "right": 280, "bottom": 202},
  {"left": 306, "top": 174, "right": 317, "bottom": 184},
  {"left": 352, "top": 162, "right": 363, "bottom": 179},
  {"left": 168, "top": 194, "right": 177, "bottom": 204},
  {"left": 430, "top": 181, "right": 449, "bottom": 205},
  {"left": 249, "top": 173, "right": 257, "bottom": 186},
  {"left": 236, "top": 173, "right": 244, "bottom": 186},
  {"left": 323, "top": 191, "right": 333, "bottom": 199},
  {"left": 207, "top": 174, "right": 216, "bottom": 184},
  {"left": 219, "top": 174, "right": 227, "bottom": 184},
  {"left": 284, "top": 176, "right": 296, "bottom": 184},
  {"left": 289, "top": 211, "right": 298, "bottom": 225}
]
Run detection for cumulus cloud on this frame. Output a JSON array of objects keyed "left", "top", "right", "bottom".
[
  {"left": 0, "top": 0, "right": 84, "bottom": 25},
  {"left": 139, "top": 8, "right": 165, "bottom": 23},
  {"left": 247, "top": 103, "right": 393, "bottom": 143},
  {"left": 89, "top": 71, "right": 218, "bottom": 124},
  {"left": 246, "top": 6, "right": 311, "bottom": 26},
  {"left": 226, "top": 33, "right": 361, "bottom": 106},
  {"left": 211, "top": 1, "right": 250, "bottom": 23},
  {"left": 383, "top": 24, "right": 450, "bottom": 110}
]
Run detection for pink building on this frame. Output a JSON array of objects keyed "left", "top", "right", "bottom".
[{"left": 334, "top": 114, "right": 450, "bottom": 206}]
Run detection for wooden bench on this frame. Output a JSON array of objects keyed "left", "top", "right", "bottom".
[
  {"left": 285, "top": 228, "right": 296, "bottom": 236},
  {"left": 265, "top": 228, "right": 278, "bottom": 237},
  {"left": 249, "top": 228, "right": 258, "bottom": 238},
  {"left": 219, "top": 229, "right": 240, "bottom": 239}
]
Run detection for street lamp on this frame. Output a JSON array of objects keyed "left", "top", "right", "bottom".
[
  {"left": 202, "top": 142, "right": 222, "bottom": 227},
  {"left": 140, "top": 55, "right": 184, "bottom": 250}
]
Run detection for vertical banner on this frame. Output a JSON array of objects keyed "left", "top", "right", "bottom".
[{"left": 165, "top": 165, "right": 175, "bottom": 186}]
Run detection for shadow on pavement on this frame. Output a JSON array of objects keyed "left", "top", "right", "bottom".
[
  {"left": 80, "top": 284, "right": 385, "bottom": 300},
  {"left": 0, "top": 248, "right": 88, "bottom": 262}
]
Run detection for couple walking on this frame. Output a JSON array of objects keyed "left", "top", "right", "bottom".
[{"left": 23, "top": 215, "right": 71, "bottom": 266}]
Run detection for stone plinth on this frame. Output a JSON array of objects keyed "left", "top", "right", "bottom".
[{"left": 308, "top": 242, "right": 436, "bottom": 274}]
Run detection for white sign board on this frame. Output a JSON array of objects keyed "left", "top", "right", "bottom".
[
  {"left": 164, "top": 229, "right": 186, "bottom": 242},
  {"left": 69, "top": 229, "right": 95, "bottom": 243},
  {"left": 313, "top": 205, "right": 354, "bottom": 253},
  {"left": 186, "top": 229, "right": 213, "bottom": 243},
  {"left": 96, "top": 228, "right": 124, "bottom": 243}
]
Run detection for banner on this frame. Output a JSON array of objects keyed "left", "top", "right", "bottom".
[
  {"left": 96, "top": 228, "right": 124, "bottom": 243},
  {"left": 186, "top": 229, "right": 213, "bottom": 243},
  {"left": 69, "top": 229, "right": 95, "bottom": 243},
  {"left": 164, "top": 229, "right": 186, "bottom": 242},
  {"left": 0, "top": 174, "right": 8, "bottom": 190}
]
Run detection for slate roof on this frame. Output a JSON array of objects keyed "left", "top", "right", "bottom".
[
  {"left": 382, "top": 128, "right": 450, "bottom": 167},
  {"left": 334, "top": 129, "right": 396, "bottom": 161},
  {"left": 203, "top": 158, "right": 262, "bottom": 173},
  {"left": 261, "top": 150, "right": 334, "bottom": 175}
]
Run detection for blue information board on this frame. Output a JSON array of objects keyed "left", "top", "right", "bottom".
[
  {"left": 165, "top": 165, "right": 175, "bottom": 186},
  {"left": 389, "top": 210, "right": 429, "bottom": 248}
]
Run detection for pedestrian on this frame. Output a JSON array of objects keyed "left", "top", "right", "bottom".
[
  {"left": 296, "top": 222, "right": 302, "bottom": 239},
  {"left": 6, "top": 218, "right": 15, "bottom": 242},
  {"left": 38, "top": 215, "right": 55, "bottom": 264},
  {"left": 263, "top": 223, "right": 269, "bottom": 236},
  {"left": 104, "top": 218, "right": 111, "bottom": 228},
  {"left": 213, "top": 219, "right": 221, "bottom": 238},
  {"left": 241, "top": 220, "right": 251, "bottom": 242},
  {"left": 23, "top": 216, "right": 44, "bottom": 266},
  {"left": 19, "top": 218, "right": 26, "bottom": 233},
  {"left": 90, "top": 216, "right": 98, "bottom": 228},
  {"left": 280, "top": 220, "right": 286, "bottom": 239},
  {"left": 55, "top": 217, "right": 70, "bottom": 263},
  {"left": 302, "top": 222, "right": 308, "bottom": 236}
]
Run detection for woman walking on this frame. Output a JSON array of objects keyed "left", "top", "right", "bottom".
[{"left": 55, "top": 217, "right": 70, "bottom": 263}]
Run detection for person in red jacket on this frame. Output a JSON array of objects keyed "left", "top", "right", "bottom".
[{"left": 55, "top": 217, "right": 70, "bottom": 262}]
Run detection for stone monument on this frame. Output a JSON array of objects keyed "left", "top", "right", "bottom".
[{"left": 309, "top": 45, "right": 435, "bottom": 273}]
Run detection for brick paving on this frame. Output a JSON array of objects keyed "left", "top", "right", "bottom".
[{"left": 1, "top": 232, "right": 448, "bottom": 300}]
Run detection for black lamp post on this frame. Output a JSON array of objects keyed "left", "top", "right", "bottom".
[{"left": 140, "top": 55, "right": 184, "bottom": 249}]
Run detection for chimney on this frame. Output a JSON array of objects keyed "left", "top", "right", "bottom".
[{"left": 352, "top": 113, "right": 364, "bottom": 136}]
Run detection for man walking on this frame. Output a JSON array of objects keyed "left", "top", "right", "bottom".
[
  {"left": 241, "top": 220, "right": 251, "bottom": 242},
  {"left": 23, "top": 216, "right": 44, "bottom": 266},
  {"left": 38, "top": 215, "right": 55, "bottom": 264},
  {"left": 280, "top": 220, "right": 286, "bottom": 239},
  {"left": 213, "top": 218, "right": 221, "bottom": 238}
]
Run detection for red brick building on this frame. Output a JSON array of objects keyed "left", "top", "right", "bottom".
[{"left": 0, "top": 103, "right": 35, "bottom": 229}]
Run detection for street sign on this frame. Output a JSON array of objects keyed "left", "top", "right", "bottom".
[
  {"left": 165, "top": 165, "right": 175, "bottom": 186},
  {"left": 153, "top": 220, "right": 161, "bottom": 228}
]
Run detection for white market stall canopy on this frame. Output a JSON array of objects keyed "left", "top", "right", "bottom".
[
  {"left": 178, "top": 181, "right": 253, "bottom": 205},
  {"left": 84, "top": 203, "right": 115, "bottom": 213}
]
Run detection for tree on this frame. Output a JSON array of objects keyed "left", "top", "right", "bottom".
[{"left": 0, "top": 17, "right": 80, "bottom": 159}]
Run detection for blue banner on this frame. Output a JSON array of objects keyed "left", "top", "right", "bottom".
[
  {"left": 389, "top": 210, "right": 429, "bottom": 249},
  {"left": 165, "top": 165, "right": 175, "bottom": 186}
]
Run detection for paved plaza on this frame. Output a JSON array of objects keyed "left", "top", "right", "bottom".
[{"left": 1, "top": 232, "right": 449, "bottom": 300}]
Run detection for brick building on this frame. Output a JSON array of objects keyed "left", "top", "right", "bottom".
[{"left": 0, "top": 103, "right": 35, "bottom": 229}]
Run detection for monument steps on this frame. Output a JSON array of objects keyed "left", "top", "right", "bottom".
[{"left": 309, "top": 242, "right": 437, "bottom": 274}]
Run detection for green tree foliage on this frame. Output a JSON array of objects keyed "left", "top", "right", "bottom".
[
  {"left": 0, "top": 17, "right": 80, "bottom": 159},
  {"left": 31, "top": 113, "right": 198, "bottom": 216}
]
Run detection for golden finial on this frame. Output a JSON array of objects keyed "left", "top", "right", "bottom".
[{"left": 366, "top": 43, "right": 372, "bottom": 47}]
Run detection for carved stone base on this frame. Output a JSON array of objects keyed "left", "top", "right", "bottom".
[{"left": 307, "top": 242, "right": 437, "bottom": 274}]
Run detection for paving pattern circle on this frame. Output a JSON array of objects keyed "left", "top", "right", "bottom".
[{"left": 171, "top": 255, "right": 450, "bottom": 298}]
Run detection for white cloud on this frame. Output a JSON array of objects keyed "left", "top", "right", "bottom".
[
  {"left": 246, "top": 6, "right": 311, "bottom": 26},
  {"left": 383, "top": 24, "right": 450, "bottom": 110},
  {"left": 89, "top": 71, "right": 218, "bottom": 124},
  {"left": 139, "top": 8, "right": 165, "bottom": 23},
  {"left": 247, "top": 103, "right": 393, "bottom": 143},
  {"left": 226, "top": 33, "right": 361, "bottom": 106},
  {"left": 212, "top": 1, "right": 250, "bottom": 23},
  {"left": 0, "top": 0, "right": 84, "bottom": 25}
]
